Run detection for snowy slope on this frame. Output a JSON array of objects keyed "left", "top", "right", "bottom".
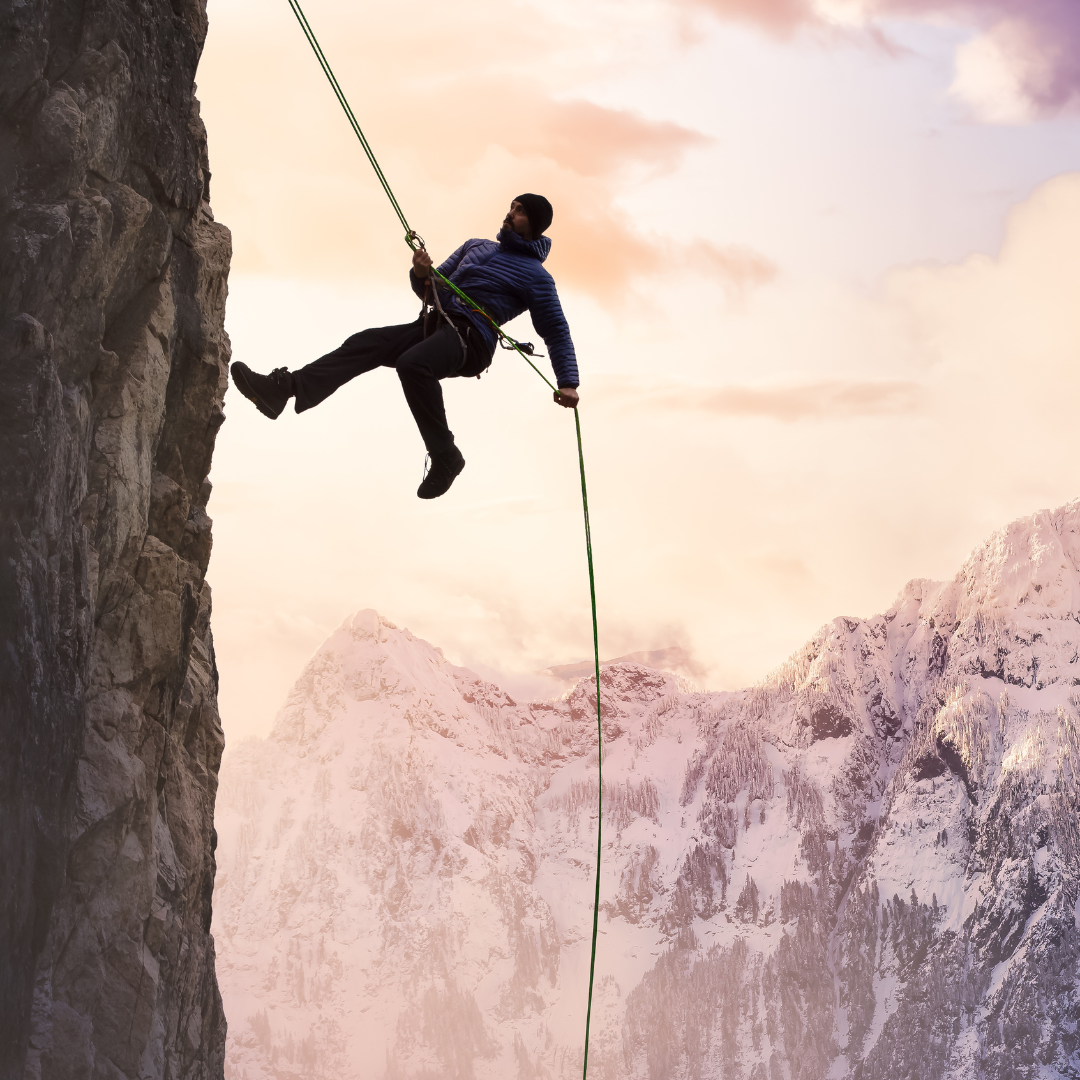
[{"left": 213, "top": 504, "right": 1080, "bottom": 1080}]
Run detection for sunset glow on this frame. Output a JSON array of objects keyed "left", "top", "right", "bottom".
[{"left": 197, "top": 0, "right": 1080, "bottom": 739}]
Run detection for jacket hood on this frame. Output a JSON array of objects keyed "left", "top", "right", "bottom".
[{"left": 498, "top": 227, "right": 550, "bottom": 263}]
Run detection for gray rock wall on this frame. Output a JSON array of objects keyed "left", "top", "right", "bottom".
[{"left": 0, "top": 0, "right": 230, "bottom": 1077}]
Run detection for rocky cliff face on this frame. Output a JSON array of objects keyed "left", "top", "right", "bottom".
[
  {"left": 214, "top": 504, "right": 1080, "bottom": 1080},
  {"left": 0, "top": 1, "right": 230, "bottom": 1077}
]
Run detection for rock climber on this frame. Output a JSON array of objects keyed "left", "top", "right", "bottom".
[{"left": 230, "top": 194, "right": 579, "bottom": 499}]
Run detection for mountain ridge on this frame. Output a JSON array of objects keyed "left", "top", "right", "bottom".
[
  {"left": 214, "top": 501, "right": 1080, "bottom": 1080},
  {"left": 545, "top": 646, "right": 704, "bottom": 684}
]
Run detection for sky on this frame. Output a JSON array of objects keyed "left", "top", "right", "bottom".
[{"left": 196, "top": 0, "right": 1080, "bottom": 741}]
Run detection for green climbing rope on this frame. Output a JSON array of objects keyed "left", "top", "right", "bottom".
[
  {"left": 284, "top": 2, "right": 605, "bottom": 1074},
  {"left": 575, "top": 407, "right": 603, "bottom": 1080}
]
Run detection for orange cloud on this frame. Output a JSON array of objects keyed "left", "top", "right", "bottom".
[
  {"left": 538, "top": 199, "right": 777, "bottom": 300},
  {"left": 529, "top": 99, "right": 710, "bottom": 178},
  {"left": 369, "top": 77, "right": 710, "bottom": 185},
  {"left": 196, "top": 4, "right": 779, "bottom": 304}
]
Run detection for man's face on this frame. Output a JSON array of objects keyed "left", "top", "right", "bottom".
[{"left": 503, "top": 200, "right": 533, "bottom": 240}]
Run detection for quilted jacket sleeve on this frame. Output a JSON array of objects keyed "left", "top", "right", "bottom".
[
  {"left": 529, "top": 273, "right": 579, "bottom": 388},
  {"left": 437, "top": 240, "right": 472, "bottom": 279}
]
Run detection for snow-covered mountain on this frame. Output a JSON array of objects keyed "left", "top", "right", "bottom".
[{"left": 213, "top": 502, "right": 1080, "bottom": 1080}]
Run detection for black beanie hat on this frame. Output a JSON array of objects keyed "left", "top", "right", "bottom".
[{"left": 515, "top": 193, "right": 553, "bottom": 236}]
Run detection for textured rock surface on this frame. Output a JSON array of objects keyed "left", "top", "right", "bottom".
[
  {"left": 215, "top": 505, "right": 1080, "bottom": 1079},
  {"left": 0, "top": 0, "right": 230, "bottom": 1077}
]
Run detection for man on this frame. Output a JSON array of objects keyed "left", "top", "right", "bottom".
[{"left": 230, "top": 194, "right": 579, "bottom": 499}]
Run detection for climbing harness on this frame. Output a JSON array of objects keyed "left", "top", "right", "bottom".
[
  {"left": 421, "top": 274, "right": 471, "bottom": 370},
  {"left": 285, "top": 2, "right": 604, "bottom": 1074}
]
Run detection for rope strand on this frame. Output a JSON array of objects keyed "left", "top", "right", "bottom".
[
  {"left": 287, "top": 0, "right": 413, "bottom": 237},
  {"left": 284, "top": 4, "right": 603, "bottom": 1074},
  {"left": 576, "top": 408, "right": 603, "bottom": 1079}
]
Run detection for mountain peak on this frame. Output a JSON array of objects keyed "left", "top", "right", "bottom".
[{"left": 955, "top": 500, "right": 1080, "bottom": 617}]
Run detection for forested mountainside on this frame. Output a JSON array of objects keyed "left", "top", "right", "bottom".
[{"left": 215, "top": 503, "right": 1080, "bottom": 1079}]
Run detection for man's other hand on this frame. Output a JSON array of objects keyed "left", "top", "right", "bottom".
[
  {"left": 554, "top": 387, "right": 579, "bottom": 408},
  {"left": 412, "top": 248, "right": 433, "bottom": 278}
]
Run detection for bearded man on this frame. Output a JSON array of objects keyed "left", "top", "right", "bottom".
[{"left": 230, "top": 194, "right": 579, "bottom": 499}]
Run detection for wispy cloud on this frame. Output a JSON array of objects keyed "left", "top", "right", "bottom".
[
  {"left": 526, "top": 98, "right": 711, "bottom": 179},
  {"left": 684, "top": 0, "right": 820, "bottom": 35},
  {"left": 606, "top": 378, "right": 925, "bottom": 421},
  {"left": 690, "top": 242, "right": 778, "bottom": 295}
]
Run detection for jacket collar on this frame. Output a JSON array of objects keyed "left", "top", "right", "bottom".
[{"left": 498, "top": 227, "right": 550, "bottom": 263}]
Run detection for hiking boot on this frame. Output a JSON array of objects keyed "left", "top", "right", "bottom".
[
  {"left": 417, "top": 446, "right": 465, "bottom": 499},
  {"left": 231, "top": 362, "right": 294, "bottom": 419}
]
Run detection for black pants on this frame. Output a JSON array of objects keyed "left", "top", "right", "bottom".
[{"left": 292, "top": 315, "right": 493, "bottom": 453}]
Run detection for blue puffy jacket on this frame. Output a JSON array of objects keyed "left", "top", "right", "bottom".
[{"left": 410, "top": 228, "right": 579, "bottom": 388}]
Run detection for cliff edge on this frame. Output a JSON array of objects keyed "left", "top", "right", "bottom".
[{"left": 1, "top": 0, "right": 230, "bottom": 1077}]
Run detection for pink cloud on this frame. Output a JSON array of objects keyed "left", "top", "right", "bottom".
[
  {"left": 681, "top": 0, "right": 1080, "bottom": 119},
  {"left": 919, "top": 1, "right": 1080, "bottom": 118},
  {"left": 687, "top": 0, "right": 817, "bottom": 35},
  {"left": 608, "top": 379, "right": 925, "bottom": 421}
]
